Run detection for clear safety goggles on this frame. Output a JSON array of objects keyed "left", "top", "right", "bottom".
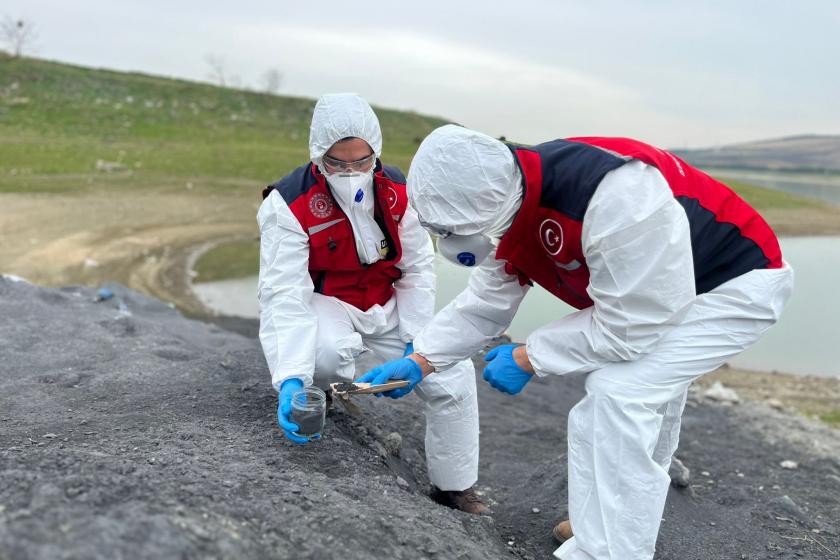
[
  {"left": 419, "top": 219, "right": 452, "bottom": 239},
  {"left": 321, "top": 152, "right": 376, "bottom": 174}
]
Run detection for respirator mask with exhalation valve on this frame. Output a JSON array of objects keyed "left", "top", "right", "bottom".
[
  {"left": 420, "top": 220, "right": 495, "bottom": 268},
  {"left": 438, "top": 233, "right": 495, "bottom": 267},
  {"left": 325, "top": 169, "right": 389, "bottom": 264}
]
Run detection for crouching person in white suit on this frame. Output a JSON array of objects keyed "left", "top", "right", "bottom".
[{"left": 257, "top": 95, "right": 487, "bottom": 514}]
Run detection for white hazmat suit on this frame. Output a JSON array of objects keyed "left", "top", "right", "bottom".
[
  {"left": 257, "top": 96, "right": 479, "bottom": 492},
  {"left": 408, "top": 125, "right": 794, "bottom": 559}
]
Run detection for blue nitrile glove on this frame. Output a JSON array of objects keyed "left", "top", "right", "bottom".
[
  {"left": 403, "top": 342, "right": 414, "bottom": 357},
  {"left": 356, "top": 358, "right": 422, "bottom": 399},
  {"left": 277, "top": 378, "right": 319, "bottom": 444},
  {"left": 482, "top": 344, "right": 533, "bottom": 395}
]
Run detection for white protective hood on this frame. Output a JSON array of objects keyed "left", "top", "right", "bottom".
[
  {"left": 408, "top": 125, "right": 523, "bottom": 238},
  {"left": 309, "top": 93, "right": 383, "bottom": 168}
]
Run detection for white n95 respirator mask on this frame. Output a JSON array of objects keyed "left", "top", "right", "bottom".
[
  {"left": 326, "top": 171, "right": 374, "bottom": 207},
  {"left": 437, "top": 233, "right": 494, "bottom": 267},
  {"left": 325, "top": 171, "right": 388, "bottom": 264}
]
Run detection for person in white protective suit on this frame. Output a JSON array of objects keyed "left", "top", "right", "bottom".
[
  {"left": 359, "top": 124, "right": 794, "bottom": 559},
  {"left": 257, "top": 96, "right": 488, "bottom": 514}
]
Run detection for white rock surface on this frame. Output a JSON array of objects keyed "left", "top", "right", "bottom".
[{"left": 703, "top": 381, "right": 740, "bottom": 403}]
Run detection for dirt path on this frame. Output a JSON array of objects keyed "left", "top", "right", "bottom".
[
  {"left": 0, "top": 190, "right": 260, "bottom": 315},
  {"left": 759, "top": 207, "right": 840, "bottom": 236},
  {"left": 696, "top": 366, "right": 840, "bottom": 423}
]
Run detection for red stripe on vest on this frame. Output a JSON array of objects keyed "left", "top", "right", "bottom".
[{"left": 497, "top": 149, "right": 595, "bottom": 309}]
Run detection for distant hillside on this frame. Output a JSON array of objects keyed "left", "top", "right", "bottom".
[
  {"left": 0, "top": 56, "right": 449, "bottom": 192},
  {"left": 674, "top": 135, "right": 840, "bottom": 173}
]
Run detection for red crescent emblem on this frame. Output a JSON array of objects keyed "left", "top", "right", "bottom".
[
  {"left": 386, "top": 187, "right": 398, "bottom": 209},
  {"left": 539, "top": 219, "right": 564, "bottom": 256}
]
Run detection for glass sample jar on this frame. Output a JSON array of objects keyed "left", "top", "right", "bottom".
[{"left": 291, "top": 386, "right": 327, "bottom": 438}]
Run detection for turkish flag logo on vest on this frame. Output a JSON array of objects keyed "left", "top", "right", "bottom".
[{"left": 539, "top": 218, "right": 564, "bottom": 256}]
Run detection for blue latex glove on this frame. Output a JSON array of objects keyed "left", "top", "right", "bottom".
[
  {"left": 356, "top": 358, "right": 422, "bottom": 399},
  {"left": 277, "top": 378, "right": 319, "bottom": 444},
  {"left": 403, "top": 342, "right": 414, "bottom": 357},
  {"left": 482, "top": 344, "right": 533, "bottom": 395}
]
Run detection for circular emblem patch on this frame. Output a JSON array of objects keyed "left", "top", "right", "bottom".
[
  {"left": 309, "top": 193, "right": 334, "bottom": 219},
  {"left": 539, "top": 219, "right": 564, "bottom": 256}
]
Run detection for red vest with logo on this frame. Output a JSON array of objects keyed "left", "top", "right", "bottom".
[
  {"left": 262, "top": 162, "right": 407, "bottom": 311},
  {"left": 496, "top": 137, "right": 783, "bottom": 310}
]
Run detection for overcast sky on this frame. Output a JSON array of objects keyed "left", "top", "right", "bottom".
[{"left": 5, "top": 0, "right": 839, "bottom": 148}]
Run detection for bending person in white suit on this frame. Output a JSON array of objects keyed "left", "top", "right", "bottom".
[{"left": 359, "top": 125, "right": 793, "bottom": 559}]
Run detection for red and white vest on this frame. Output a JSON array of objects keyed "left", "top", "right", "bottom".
[
  {"left": 496, "top": 137, "right": 783, "bottom": 310},
  {"left": 263, "top": 162, "right": 408, "bottom": 311}
]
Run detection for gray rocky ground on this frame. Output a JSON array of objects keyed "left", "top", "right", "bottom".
[{"left": 1, "top": 277, "right": 838, "bottom": 559}]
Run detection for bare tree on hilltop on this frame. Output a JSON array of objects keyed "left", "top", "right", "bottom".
[
  {"left": 204, "top": 53, "right": 227, "bottom": 87},
  {"left": 261, "top": 68, "right": 283, "bottom": 95},
  {"left": 1, "top": 16, "right": 38, "bottom": 57}
]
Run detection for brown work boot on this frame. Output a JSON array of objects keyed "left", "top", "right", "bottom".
[
  {"left": 430, "top": 486, "right": 491, "bottom": 515},
  {"left": 553, "top": 520, "right": 573, "bottom": 543}
]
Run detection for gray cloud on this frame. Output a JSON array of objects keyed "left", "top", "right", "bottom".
[{"left": 4, "top": 0, "right": 839, "bottom": 147}]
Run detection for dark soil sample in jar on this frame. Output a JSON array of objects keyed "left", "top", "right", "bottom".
[
  {"left": 291, "top": 408, "right": 325, "bottom": 437},
  {"left": 333, "top": 382, "right": 360, "bottom": 393}
]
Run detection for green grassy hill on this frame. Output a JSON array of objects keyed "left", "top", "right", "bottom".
[
  {"left": 0, "top": 56, "right": 448, "bottom": 193},
  {"left": 0, "top": 54, "right": 830, "bottom": 217}
]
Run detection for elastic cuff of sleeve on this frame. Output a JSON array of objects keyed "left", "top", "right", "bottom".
[
  {"left": 524, "top": 340, "right": 550, "bottom": 378},
  {"left": 418, "top": 354, "right": 458, "bottom": 372},
  {"left": 411, "top": 342, "right": 453, "bottom": 371},
  {"left": 273, "top": 375, "right": 312, "bottom": 392}
]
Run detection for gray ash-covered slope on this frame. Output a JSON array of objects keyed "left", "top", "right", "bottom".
[
  {"left": 385, "top": 369, "right": 840, "bottom": 559},
  {"left": 673, "top": 134, "right": 840, "bottom": 172},
  {"left": 0, "top": 278, "right": 508, "bottom": 560},
  {"left": 2, "top": 277, "right": 839, "bottom": 559}
]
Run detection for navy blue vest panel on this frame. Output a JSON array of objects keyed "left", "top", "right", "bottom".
[
  {"left": 266, "top": 163, "right": 319, "bottom": 205},
  {"left": 676, "top": 196, "right": 771, "bottom": 294},
  {"left": 381, "top": 163, "right": 406, "bottom": 184},
  {"left": 531, "top": 140, "right": 626, "bottom": 221}
]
